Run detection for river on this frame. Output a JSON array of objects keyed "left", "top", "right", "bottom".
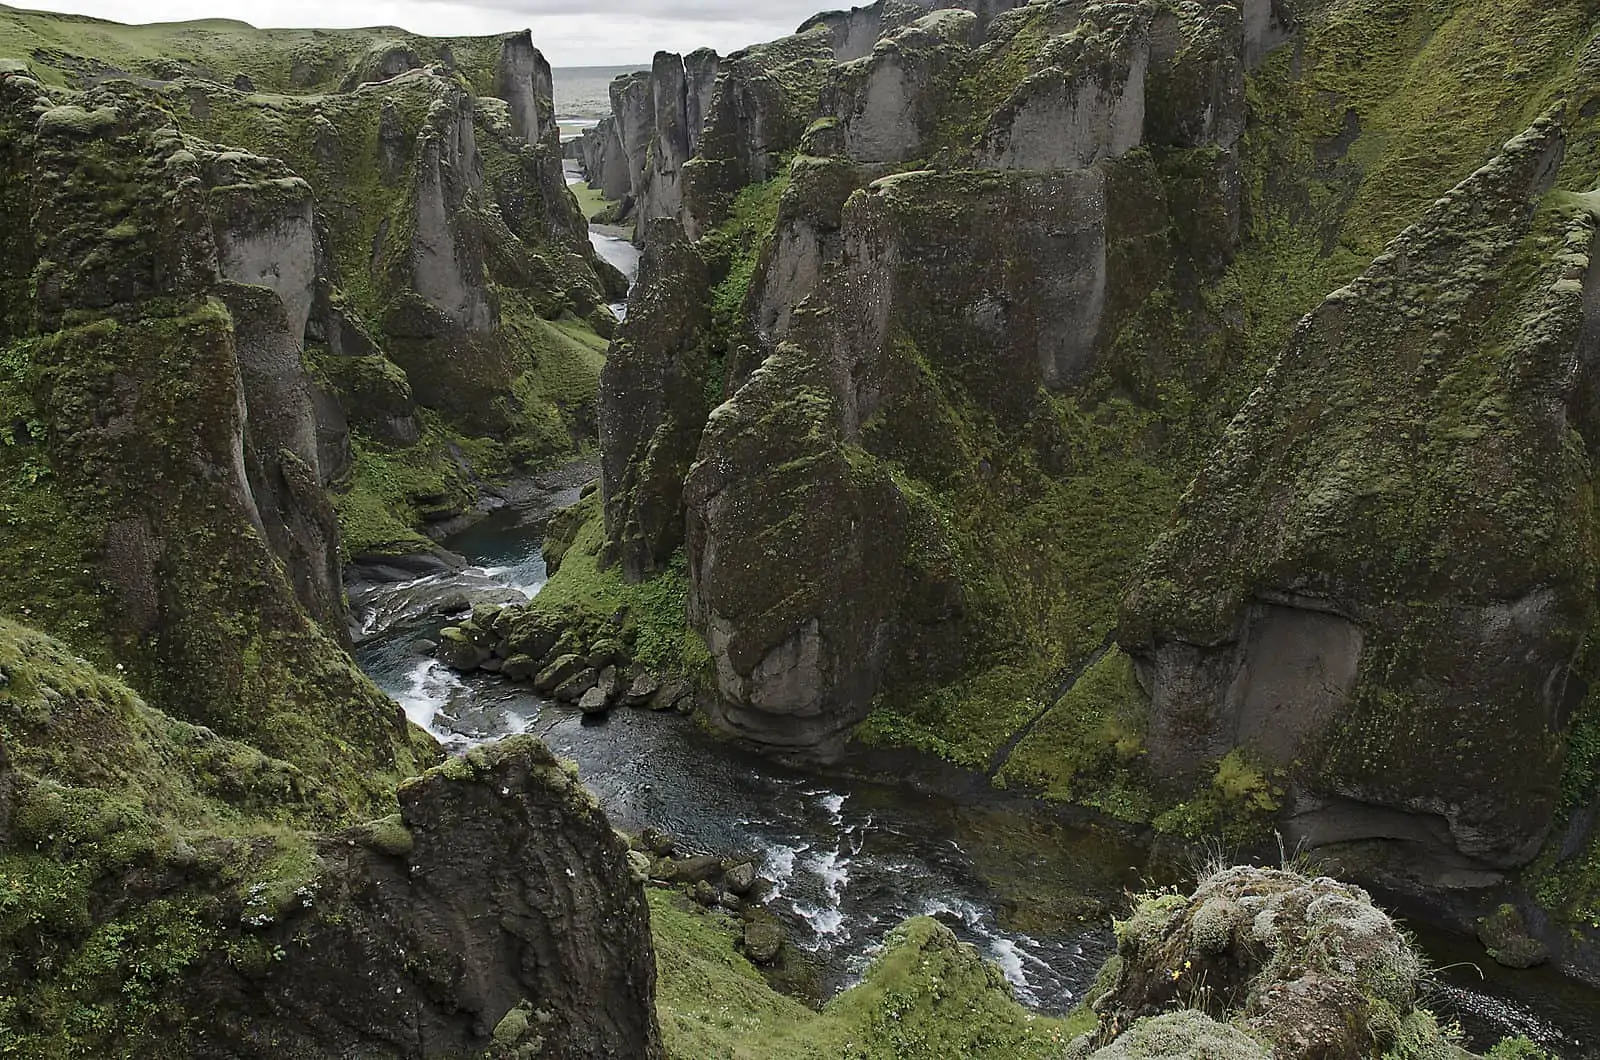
[
  {"left": 348, "top": 476, "right": 1599, "bottom": 1055},
  {"left": 347, "top": 147, "right": 1600, "bottom": 1055}
]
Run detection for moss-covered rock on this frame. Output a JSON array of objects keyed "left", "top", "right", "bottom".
[
  {"left": 0, "top": 620, "right": 662, "bottom": 1058},
  {"left": 1085, "top": 866, "right": 1470, "bottom": 1060},
  {"left": 1123, "top": 112, "right": 1597, "bottom": 871}
]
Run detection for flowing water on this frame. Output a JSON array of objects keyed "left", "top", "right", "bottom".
[
  {"left": 375, "top": 89, "right": 1600, "bottom": 1047},
  {"left": 347, "top": 474, "right": 1600, "bottom": 1054}
]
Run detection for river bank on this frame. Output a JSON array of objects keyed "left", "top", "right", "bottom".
[{"left": 346, "top": 466, "right": 1600, "bottom": 1057}]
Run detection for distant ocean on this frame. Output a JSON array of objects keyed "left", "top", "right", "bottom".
[{"left": 552, "top": 66, "right": 647, "bottom": 134}]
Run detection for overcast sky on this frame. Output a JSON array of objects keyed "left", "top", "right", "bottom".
[{"left": 18, "top": 0, "right": 827, "bottom": 66}]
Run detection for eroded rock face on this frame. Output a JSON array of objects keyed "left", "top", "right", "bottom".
[
  {"left": 685, "top": 341, "right": 909, "bottom": 750},
  {"left": 497, "top": 29, "right": 554, "bottom": 145},
  {"left": 598, "top": 219, "right": 715, "bottom": 580},
  {"left": 635, "top": 50, "right": 722, "bottom": 233},
  {"left": 975, "top": 7, "right": 1149, "bottom": 171},
  {"left": 683, "top": 28, "right": 838, "bottom": 237},
  {"left": 826, "top": 9, "right": 977, "bottom": 165},
  {"left": 664, "top": 0, "right": 1260, "bottom": 749},
  {"left": 194, "top": 738, "right": 665, "bottom": 1059},
  {"left": 1122, "top": 114, "right": 1595, "bottom": 872}
]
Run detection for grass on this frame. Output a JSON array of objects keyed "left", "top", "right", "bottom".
[
  {"left": 649, "top": 889, "right": 1083, "bottom": 1059},
  {"left": 569, "top": 178, "right": 614, "bottom": 222},
  {"left": 531, "top": 495, "right": 711, "bottom": 675}
]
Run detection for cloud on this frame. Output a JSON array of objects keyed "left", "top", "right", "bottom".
[{"left": 15, "top": 0, "right": 831, "bottom": 65}]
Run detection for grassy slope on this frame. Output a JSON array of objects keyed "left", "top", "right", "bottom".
[
  {"left": 649, "top": 889, "right": 1090, "bottom": 1060},
  {"left": 0, "top": 2, "right": 504, "bottom": 92},
  {"left": 0, "top": 618, "right": 358, "bottom": 1056}
]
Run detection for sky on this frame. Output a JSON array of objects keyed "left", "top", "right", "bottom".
[{"left": 14, "top": 0, "right": 831, "bottom": 66}]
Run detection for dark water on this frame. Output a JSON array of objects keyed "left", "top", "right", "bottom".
[{"left": 349, "top": 485, "right": 1600, "bottom": 1052}]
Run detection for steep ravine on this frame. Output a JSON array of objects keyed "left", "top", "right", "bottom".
[{"left": 349, "top": 476, "right": 1600, "bottom": 1057}]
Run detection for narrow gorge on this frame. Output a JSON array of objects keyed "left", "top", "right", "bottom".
[{"left": 4, "top": 0, "right": 1600, "bottom": 1057}]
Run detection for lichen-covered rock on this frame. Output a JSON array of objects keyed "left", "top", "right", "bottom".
[
  {"left": 1083, "top": 1010, "right": 1270, "bottom": 1060},
  {"left": 1122, "top": 113, "right": 1596, "bottom": 872},
  {"left": 1089, "top": 866, "right": 1451, "bottom": 1060}
]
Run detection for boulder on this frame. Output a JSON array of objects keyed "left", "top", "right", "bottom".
[
  {"left": 578, "top": 686, "right": 611, "bottom": 714},
  {"left": 667, "top": 854, "right": 722, "bottom": 884},
  {"left": 623, "top": 671, "right": 661, "bottom": 706},
  {"left": 437, "top": 627, "right": 489, "bottom": 671},
  {"left": 723, "top": 861, "right": 758, "bottom": 895},
  {"left": 534, "top": 653, "right": 587, "bottom": 694},
  {"left": 500, "top": 653, "right": 540, "bottom": 681},
  {"left": 554, "top": 668, "right": 600, "bottom": 703},
  {"left": 742, "top": 915, "right": 785, "bottom": 964},
  {"left": 1476, "top": 903, "right": 1550, "bottom": 969},
  {"left": 588, "top": 639, "right": 625, "bottom": 670},
  {"left": 506, "top": 610, "right": 563, "bottom": 661}
]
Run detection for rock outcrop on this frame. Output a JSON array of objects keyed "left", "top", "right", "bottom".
[
  {"left": 598, "top": 218, "right": 715, "bottom": 580},
  {"left": 1122, "top": 114, "right": 1596, "bottom": 876},
  {"left": 1076, "top": 866, "right": 1471, "bottom": 1059},
  {"left": 0, "top": 618, "right": 662, "bottom": 1058},
  {"left": 635, "top": 50, "right": 720, "bottom": 232},
  {"left": 196, "top": 737, "right": 663, "bottom": 1058}
]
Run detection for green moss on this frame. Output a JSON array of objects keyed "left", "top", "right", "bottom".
[
  {"left": 533, "top": 494, "right": 711, "bottom": 676},
  {"left": 1150, "top": 750, "right": 1283, "bottom": 845},
  {"left": 0, "top": 617, "right": 379, "bottom": 1058},
  {"left": 649, "top": 890, "right": 1077, "bottom": 1059},
  {"left": 997, "top": 648, "right": 1148, "bottom": 812},
  {"left": 569, "top": 178, "right": 614, "bottom": 222}
]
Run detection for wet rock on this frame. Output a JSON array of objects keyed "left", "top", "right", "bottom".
[
  {"left": 437, "top": 627, "right": 490, "bottom": 671},
  {"left": 691, "top": 880, "right": 717, "bottom": 906},
  {"left": 623, "top": 671, "right": 660, "bottom": 707},
  {"left": 553, "top": 668, "right": 599, "bottom": 703},
  {"left": 534, "top": 653, "right": 586, "bottom": 694},
  {"left": 742, "top": 914, "right": 785, "bottom": 964},
  {"left": 410, "top": 638, "right": 437, "bottom": 656},
  {"left": 578, "top": 686, "right": 611, "bottom": 714},
  {"left": 501, "top": 653, "right": 540, "bottom": 681},
  {"left": 1477, "top": 903, "right": 1550, "bottom": 969},
  {"left": 479, "top": 657, "right": 503, "bottom": 673},
  {"left": 723, "top": 861, "right": 757, "bottom": 895}
]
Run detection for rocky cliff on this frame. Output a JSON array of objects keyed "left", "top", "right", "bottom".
[
  {"left": 0, "top": 8, "right": 666, "bottom": 1055},
  {"left": 0, "top": 620, "right": 662, "bottom": 1058},
  {"left": 557, "top": 0, "right": 1600, "bottom": 973}
]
